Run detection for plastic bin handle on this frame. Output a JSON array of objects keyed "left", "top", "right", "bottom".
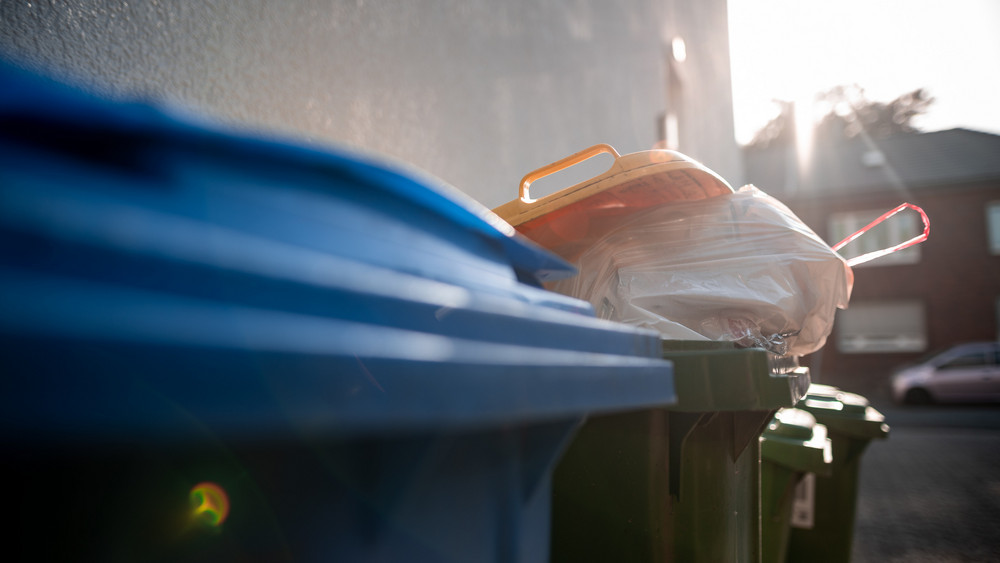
[
  {"left": 519, "top": 143, "right": 621, "bottom": 203},
  {"left": 831, "top": 202, "right": 930, "bottom": 267}
]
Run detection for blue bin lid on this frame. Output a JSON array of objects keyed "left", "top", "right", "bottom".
[
  {"left": 0, "top": 61, "right": 676, "bottom": 443},
  {"left": 0, "top": 60, "right": 575, "bottom": 286}
]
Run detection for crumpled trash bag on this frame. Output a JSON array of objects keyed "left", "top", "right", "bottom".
[{"left": 548, "top": 185, "right": 853, "bottom": 356}]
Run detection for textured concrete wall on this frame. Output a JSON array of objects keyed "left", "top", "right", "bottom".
[{"left": 0, "top": 0, "right": 738, "bottom": 207}]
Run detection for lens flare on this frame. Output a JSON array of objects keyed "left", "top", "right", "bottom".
[{"left": 189, "top": 482, "right": 230, "bottom": 526}]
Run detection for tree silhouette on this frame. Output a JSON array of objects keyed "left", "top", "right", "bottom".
[
  {"left": 747, "top": 86, "right": 935, "bottom": 149},
  {"left": 747, "top": 100, "right": 796, "bottom": 149}
]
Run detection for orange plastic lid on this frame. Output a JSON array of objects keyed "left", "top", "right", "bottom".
[{"left": 493, "top": 144, "right": 733, "bottom": 262}]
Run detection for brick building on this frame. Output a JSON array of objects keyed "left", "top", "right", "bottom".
[{"left": 745, "top": 128, "right": 1000, "bottom": 397}]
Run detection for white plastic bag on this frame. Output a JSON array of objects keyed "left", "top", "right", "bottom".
[{"left": 547, "top": 185, "right": 854, "bottom": 356}]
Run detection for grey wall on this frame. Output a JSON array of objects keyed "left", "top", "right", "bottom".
[{"left": 0, "top": 0, "right": 739, "bottom": 207}]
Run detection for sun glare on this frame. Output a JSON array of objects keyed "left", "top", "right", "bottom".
[
  {"left": 190, "top": 482, "right": 230, "bottom": 527},
  {"left": 671, "top": 36, "right": 687, "bottom": 63},
  {"left": 793, "top": 95, "right": 817, "bottom": 183},
  {"left": 730, "top": 0, "right": 1000, "bottom": 145}
]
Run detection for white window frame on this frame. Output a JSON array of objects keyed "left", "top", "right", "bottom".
[
  {"left": 986, "top": 202, "right": 1000, "bottom": 255},
  {"left": 836, "top": 300, "right": 927, "bottom": 354},
  {"left": 995, "top": 297, "right": 1000, "bottom": 342}
]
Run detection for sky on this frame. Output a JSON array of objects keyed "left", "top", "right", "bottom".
[{"left": 727, "top": 0, "right": 1000, "bottom": 145}]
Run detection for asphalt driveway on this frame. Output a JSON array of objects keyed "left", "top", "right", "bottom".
[{"left": 850, "top": 404, "right": 1000, "bottom": 562}]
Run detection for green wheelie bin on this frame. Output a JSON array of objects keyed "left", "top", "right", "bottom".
[
  {"left": 550, "top": 340, "right": 811, "bottom": 562},
  {"left": 760, "top": 408, "right": 833, "bottom": 563},
  {"left": 784, "top": 384, "right": 889, "bottom": 563}
]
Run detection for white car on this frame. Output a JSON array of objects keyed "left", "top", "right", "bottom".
[{"left": 891, "top": 342, "right": 1000, "bottom": 405}]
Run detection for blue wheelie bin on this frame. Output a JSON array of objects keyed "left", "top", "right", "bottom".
[{"left": 0, "top": 61, "right": 677, "bottom": 562}]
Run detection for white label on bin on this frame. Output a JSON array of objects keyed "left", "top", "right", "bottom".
[{"left": 790, "top": 472, "right": 816, "bottom": 529}]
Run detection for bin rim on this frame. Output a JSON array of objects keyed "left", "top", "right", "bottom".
[{"left": 797, "top": 385, "right": 890, "bottom": 440}]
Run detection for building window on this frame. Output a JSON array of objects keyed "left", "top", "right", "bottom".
[
  {"left": 836, "top": 301, "right": 927, "bottom": 354},
  {"left": 986, "top": 202, "right": 1000, "bottom": 255},
  {"left": 828, "top": 209, "right": 921, "bottom": 266}
]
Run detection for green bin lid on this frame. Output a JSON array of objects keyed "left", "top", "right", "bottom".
[
  {"left": 661, "top": 340, "right": 810, "bottom": 412},
  {"left": 761, "top": 408, "right": 833, "bottom": 475},
  {"left": 796, "top": 384, "right": 890, "bottom": 440}
]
